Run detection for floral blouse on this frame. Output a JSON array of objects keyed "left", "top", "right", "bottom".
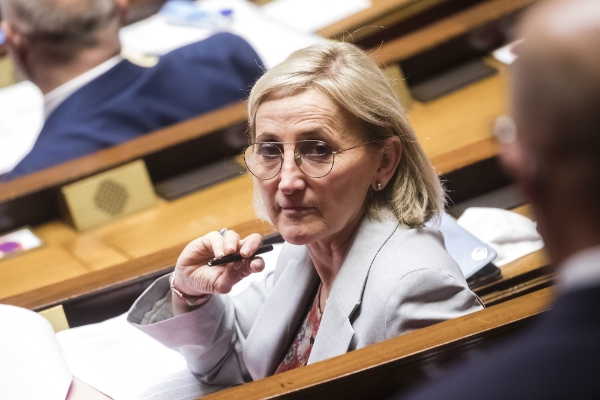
[{"left": 274, "top": 285, "right": 323, "bottom": 374}]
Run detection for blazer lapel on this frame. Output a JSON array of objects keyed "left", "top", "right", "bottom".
[
  {"left": 243, "top": 245, "right": 320, "bottom": 380},
  {"left": 309, "top": 213, "right": 401, "bottom": 364}
]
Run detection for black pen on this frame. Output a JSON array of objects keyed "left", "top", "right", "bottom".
[{"left": 208, "top": 244, "right": 274, "bottom": 267}]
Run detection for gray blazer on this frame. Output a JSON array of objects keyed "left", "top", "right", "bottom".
[{"left": 128, "top": 212, "right": 483, "bottom": 387}]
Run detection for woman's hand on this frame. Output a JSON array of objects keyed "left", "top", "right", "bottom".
[{"left": 172, "top": 230, "right": 266, "bottom": 302}]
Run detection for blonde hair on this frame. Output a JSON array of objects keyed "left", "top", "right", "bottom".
[{"left": 248, "top": 42, "right": 445, "bottom": 228}]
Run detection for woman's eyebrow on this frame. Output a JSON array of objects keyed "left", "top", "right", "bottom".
[
  {"left": 255, "top": 132, "right": 279, "bottom": 142},
  {"left": 297, "top": 128, "right": 332, "bottom": 139}
]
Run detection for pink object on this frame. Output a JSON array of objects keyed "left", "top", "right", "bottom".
[{"left": 0, "top": 241, "right": 22, "bottom": 253}]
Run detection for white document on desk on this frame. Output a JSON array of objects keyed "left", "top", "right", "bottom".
[
  {"left": 0, "top": 305, "right": 72, "bottom": 400},
  {"left": 262, "top": 0, "right": 371, "bottom": 34},
  {"left": 55, "top": 243, "right": 282, "bottom": 400},
  {"left": 57, "top": 314, "right": 224, "bottom": 400},
  {"left": 120, "top": 0, "right": 325, "bottom": 69},
  {"left": 0, "top": 81, "right": 44, "bottom": 174}
]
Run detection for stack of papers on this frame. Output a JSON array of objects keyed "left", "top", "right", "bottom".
[{"left": 120, "top": 0, "right": 325, "bottom": 69}]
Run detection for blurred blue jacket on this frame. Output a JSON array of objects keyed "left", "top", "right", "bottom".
[{"left": 2, "top": 32, "right": 263, "bottom": 181}]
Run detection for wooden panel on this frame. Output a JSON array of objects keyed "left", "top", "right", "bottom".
[
  {"left": 0, "top": 1, "right": 528, "bottom": 234},
  {"left": 410, "top": 71, "right": 506, "bottom": 173},
  {"left": 0, "top": 2, "right": 530, "bottom": 308},
  {"left": 0, "top": 102, "right": 246, "bottom": 204},
  {"left": 0, "top": 247, "right": 90, "bottom": 300},
  {"left": 317, "top": 0, "right": 448, "bottom": 39},
  {"left": 477, "top": 249, "right": 552, "bottom": 306},
  {"left": 374, "top": 0, "right": 535, "bottom": 66},
  {"left": 1, "top": 218, "right": 273, "bottom": 310},
  {"left": 0, "top": 177, "right": 274, "bottom": 309},
  {"left": 0, "top": 68, "right": 515, "bottom": 308},
  {"left": 30, "top": 221, "right": 130, "bottom": 270},
  {"left": 96, "top": 175, "right": 259, "bottom": 258},
  {"left": 203, "top": 287, "right": 553, "bottom": 399}
]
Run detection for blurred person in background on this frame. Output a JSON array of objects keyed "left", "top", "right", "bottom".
[
  {"left": 395, "top": 0, "right": 600, "bottom": 399},
  {"left": 0, "top": 0, "right": 263, "bottom": 181}
]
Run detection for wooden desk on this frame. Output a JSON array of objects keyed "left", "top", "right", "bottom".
[
  {"left": 0, "top": 0, "right": 530, "bottom": 312},
  {"left": 374, "top": 0, "right": 535, "bottom": 66},
  {"left": 317, "top": 0, "right": 448, "bottom": 39},
  {"left": 0, "top": 66, "right": 514, "bottom": 311},
  {"left": 202, "top": 287, "right": 553, "bottom": 399}
]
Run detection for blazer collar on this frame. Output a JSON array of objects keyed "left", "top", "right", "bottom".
[
  {"left": 309, "top": 212, "right": 401, "bottom": 363},
  {"left": 243, "top": 247, "right": 320, "bottom": 380},
  {"left": 244, "top": 211, "right": 402, "bottom": 378}
]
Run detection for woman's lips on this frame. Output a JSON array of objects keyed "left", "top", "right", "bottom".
[{"left": 280, "top": 206, "right": 313, "bottom": 216}]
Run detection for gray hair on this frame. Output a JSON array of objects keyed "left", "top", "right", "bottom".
[
  {"left": 247, "top": 41, "right": 445, "bottom": 228},
  {"left": 0, "top": 0, "right": 119, "bottom": 61}
]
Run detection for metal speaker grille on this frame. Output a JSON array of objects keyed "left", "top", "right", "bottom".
[{"left": 93, "top": 179, "right": 129, "bottom": 216}]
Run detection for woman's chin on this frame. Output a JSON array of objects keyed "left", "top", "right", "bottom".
[{"left": 277, "top": 225, "right": 320, "bottom": 246}]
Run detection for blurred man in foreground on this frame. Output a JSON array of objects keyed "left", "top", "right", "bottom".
[
  {"left": 0, "top": 0, "right": 263, "bottom": 181},
  {"left": 396, "top": 0, "right": 600, "bottom": 398}
]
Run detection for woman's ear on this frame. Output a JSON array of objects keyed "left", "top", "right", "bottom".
[{"left": 371, "top": 137, "right": 402, "bottom": 191}]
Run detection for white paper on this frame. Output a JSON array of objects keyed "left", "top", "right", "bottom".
[
  {"left": 55, "top": 243, "right": 281, "bottom": 399},
  {"left": 120, "top": 0, "right": 325, "bottom": 69},
  {"left": 0, "top": 81, "right": 44, "bottom": 174},
  {"left": 457, "top": 207, "right": 544, "bottom": 267},
  {"left": 262, "top": 0, "right": 371, "bottom": 34},
  {"left": 56, "top": 315, "right": 223, "bottom": 400},
  {"left": 0, "top": 305, "right": 72, "bottom": 400}
]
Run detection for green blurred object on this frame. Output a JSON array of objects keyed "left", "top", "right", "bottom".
[{"left": 0, "top": 55, "right": 24, "bottom": 89}]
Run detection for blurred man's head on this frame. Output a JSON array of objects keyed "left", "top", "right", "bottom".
[
  {"left": 502, "top": 0, "right": 600, "bottom": 264},
  {"left": 0, "top": 0, "right": 127, "bottom": 89}
]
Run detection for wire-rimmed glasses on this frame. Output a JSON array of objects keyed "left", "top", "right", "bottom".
[{"left": 242, "top": 140, "right": 372, "bottom": 180}]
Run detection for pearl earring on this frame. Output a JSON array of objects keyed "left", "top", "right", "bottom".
[{"left": 376, "top": 182, "right": 383, "bottom": 191}]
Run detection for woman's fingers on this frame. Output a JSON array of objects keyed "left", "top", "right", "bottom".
[
  {"left": 239, "top": 233, "right": 264, "bottom": 258},
  {"left": 213, "top": 256, "right": 266, "bottom": 293},
  {"left": 175, "top": 231, "right": 266, "bottom": 296},
  {"left": 222, "top": 230, "right": 241, "bottom": 255},
  {"left": 247, "top": 257, "right": 266, "bottom": 274}
]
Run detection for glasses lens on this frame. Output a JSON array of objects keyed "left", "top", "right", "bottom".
[
  {"left": 295, "top": 140, "right": 334, "bottom": 178},
  {"left": 244, "top": 143, "right": 282, "bottom": 179}
]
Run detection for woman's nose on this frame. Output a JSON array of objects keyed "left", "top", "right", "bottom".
[{"left": 278, "top": 150, "right": 306, "bottom": 193}]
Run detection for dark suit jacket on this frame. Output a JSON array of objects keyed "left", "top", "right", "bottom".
[
  {"left": 396, "top": 285, "right": 600, "bottom": 400},
  {"left": 2, "top": 32, "right": 263, "bottom": 181}
]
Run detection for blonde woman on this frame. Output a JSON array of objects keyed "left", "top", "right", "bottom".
[{"left": 128, "top": 42, "right": 483, "bottom": 386}]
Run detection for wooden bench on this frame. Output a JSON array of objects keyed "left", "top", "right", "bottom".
[
  {"left": 202, "top": 286, "right": 554, "bottom": 399},
  {"left": 0, "top": 0, "right": 537, "bottom": 318},
  {"left": 0, "top": 68, "right": 515, "bottom": 311}
]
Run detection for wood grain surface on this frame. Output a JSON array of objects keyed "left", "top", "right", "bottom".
[
  {"left": 0, "top": 70, "right": 517, "bottom": 309},
  {"left": 0, "top": 1, "right": 529, "bottom": 310},
  {"left": 374, "top": 0, "right": 536, "bottom": 66},
  {"left": 203, "top": 287, "right": 554, "bottom": 400},
  {"left": 317, "top": 0, "right": 448, "bottom": 40}
]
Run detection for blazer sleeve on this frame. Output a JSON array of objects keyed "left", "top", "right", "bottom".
[
  {"left": 127, "top": 271, "right": 274, "bottom": 386},
  {"left": 384, "top": 268, "right": 484, "bottom": 339}
]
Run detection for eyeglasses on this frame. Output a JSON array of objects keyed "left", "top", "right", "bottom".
[{"left": 243, "top": 140, "right": 372, "bottom": 180}]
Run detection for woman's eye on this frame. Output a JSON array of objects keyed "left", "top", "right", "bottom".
[
  {"left": 308, "top": 143, "right": 332, "bottom": 156},
  {"left": 258, "top": 144, "right": 280, "bottom": 157}
]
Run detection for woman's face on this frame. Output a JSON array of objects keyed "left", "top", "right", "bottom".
[{"left": 254, "top": 88, "right": 381, "bottom": 245}]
